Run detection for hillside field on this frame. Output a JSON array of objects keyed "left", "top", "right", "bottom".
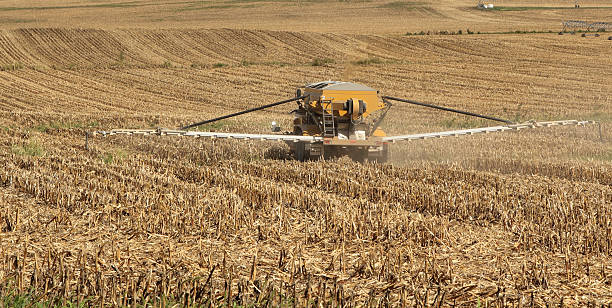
[{"left": 0, "top": 0, "right": 611, "bottom": 306}]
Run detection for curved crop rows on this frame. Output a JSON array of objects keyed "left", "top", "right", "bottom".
[
  {"left": 0, "top": 27, "right": 610, "bottom": 306},
  {"left": 0, "top": 28, "right": 610, "bottom": 70}
]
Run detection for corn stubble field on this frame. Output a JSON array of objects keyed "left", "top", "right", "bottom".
[{"left": 0, "top": 0, "right": 611, "bottom": 307}]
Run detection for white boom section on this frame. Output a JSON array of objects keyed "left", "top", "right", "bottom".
[
  {"left": 95, "top": 129, "right": 323, "bottom": 142},
  {"left": 95, "top": 120, "right": 592, "bottom": 143},
  {"left": 382, "top": 120, "right": 593, "bottom": 143}
]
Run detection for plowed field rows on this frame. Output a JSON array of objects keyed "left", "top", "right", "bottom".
[
  {"left": 1, "top": 0, "right": 611, "bottom": 34},
  {"left": 0, "top": 5, "right": 611, "bottom": 307}
]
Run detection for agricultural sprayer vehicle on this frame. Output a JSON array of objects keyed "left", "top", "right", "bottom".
[{"left": 94, "top": 81, "right": 595, "bottom": 162}]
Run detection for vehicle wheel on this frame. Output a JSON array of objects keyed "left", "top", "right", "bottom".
[
  {"left": 349, "top": 149, "right": 367, "bottom": 163},
  {"left": 369, "top": 144, "right": 389, "bottom": 163},
  {"left": 295, "top": 142, "right": 305, "bottom": 161},
  {"left": 377, "top": 149, "right": 389, "bottom": 163}
]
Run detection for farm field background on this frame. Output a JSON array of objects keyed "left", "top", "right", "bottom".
[
  {"left": 1, "top": 0, "right": 612, "bottom": 33},
  {"left": 0, "top": 0, "right": 611, "bottom": 306}
]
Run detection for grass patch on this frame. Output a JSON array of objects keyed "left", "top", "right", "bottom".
[
  {"left": 573, "top": 151, "right": 612, "bottom": 162},
  {"left": 352, "top": 57, "right": 384, "bottom": 65},
  {"left": 161, "top": 61, "right": 173, "bottom": 68},
  {"left": 439, "top": 118, "right": 489, "bottom": 129},
  {"left": 0, "top": 62, "right": 24, "bottom": 71},
  {"left": 196, "top": 120, "right": 228, "bottom": 131},
  {"left": 241, "top": 59, "right": 256, "bottom": 67},
  {"left": 32, "top": 121, "right": 99, "bottom": 133},
  {"left": 113, "top": 51, "right": 127, "bottom": 67},
  {"left": 176, "top": 4, "right": 233, "bottom": 12},
  {"left": 378, "top": 1, "right": 426, "bottom": 9},
  {"left": 213, "top": 62, "right": 227, "bottom": 68},
  {"left": 311, "top": 58, "right": 335, "bottom": 66},
  {"left": 261, "top": 61, "right": 289, "bottom": 67},
  {"left": 583, "top": 112, "right": 612, "bottom": 123},
  {"left": 0, "top": 290, "right": 272, "bottom": 308},
  {"left": 490, "top": 6, "right": 612, "bottom": 11},
  {"left": 555, "top": 111, "right": 612, "bottom": 123},
  {"left": 100, "top": 149, "right": 127, "bottom": 164},
  {"left": 12, "top": 140, "right": 45, "bottom": 157},
  {"left": 2, "top": 292, "right": 94, "bottom": 307}
]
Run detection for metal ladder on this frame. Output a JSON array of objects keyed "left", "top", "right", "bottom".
[{"left": 322, "top": 101, "right": 335, "bottom": 137}]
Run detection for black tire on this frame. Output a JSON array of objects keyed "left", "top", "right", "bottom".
[
  {"left": 369, "top": 144, "right": 389, "bottom": 163},
  {"left": 349, "top": 149, "right": 367, "bottom": 163},
  {"left": 358, "top": 100, "right": 366, "bottom": 115},
  {"left": 295, "top": 142, "right": 306, "bottom": 162},
  {"left": 379, "top": 144, "right": 389, "bottom": 163}
]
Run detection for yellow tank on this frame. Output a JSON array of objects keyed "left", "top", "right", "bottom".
[
  {"left": 302, "top": 81, "right": 387, "bottom": 121},
  {"left": 291, "top": 81, "right": 390, "bottom": 162}
]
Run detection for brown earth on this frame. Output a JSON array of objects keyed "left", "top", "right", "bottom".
[{"left": 0, "top": 0, "right": 611, "bottom": 33}]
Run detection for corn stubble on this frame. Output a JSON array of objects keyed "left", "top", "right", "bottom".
[
  {"left": 0, "top": 124, "right": 610, "bottom": 307},
  {"left": 0, "top": 23, "right": 610, "bottom": 307}
]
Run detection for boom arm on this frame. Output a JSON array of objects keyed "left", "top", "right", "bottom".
[
  {"left": 379, "top": 96, "right": 593, "bottom": 143},
  {"left": 93, "top": 94, "right": 594, "bottom": 149},
  {"left": 382, "top": 120, "right": 593, "bottom": 142},
  {"left": 95, "top": 128, "right": 322, "bottom": 142},
  {"left": 382, "top": 96, "right": 514, "bottom": 124},
  {"left": 181, "top": 95, "right": 307, "bottom": 130},
  {"left": 96, "top": 120, "right": 593, "bottom": 143}
]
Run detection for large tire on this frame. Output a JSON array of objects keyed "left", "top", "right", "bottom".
[
  {"left": 369, "top": 144, "right": 389, "bottom": 163},
  {"left": 358, "top": 100, "right": 366, "bottom": 115},
  {"left": 295, "top": 142, "right": 306, "bottom": 162},
  {"left": 349, "top": 149, "right": 368, "bottom": 163},
  {"left": 378, "top": 145, "right": 389, "bottom": 163}
]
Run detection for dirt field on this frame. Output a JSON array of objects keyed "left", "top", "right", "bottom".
[
  {"left": 0, "top": 0, "right": 611, "bottom": 306},
  {"left": 1, "top": 0, "right": 612, "bottom": 33}
]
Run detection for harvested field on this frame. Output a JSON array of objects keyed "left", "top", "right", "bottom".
[
  {"left": 1, "top": 0, "right": 612, "bottom": 34},
  {"left": 1, "top": 0, "right": 611, "bottom": 307}
]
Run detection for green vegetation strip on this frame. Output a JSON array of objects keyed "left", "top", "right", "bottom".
[
  {"left": 12, "top": 141, "right": 44, "bottom": 157},
  {"left": 490, "top": 6, "right": 612, "bottom": 11},
  {"left": 406, "top": 29, "right": 608, "bottom": 36},
  {"left": 378, "top": 1, "right": 426, "bottom": 9}
]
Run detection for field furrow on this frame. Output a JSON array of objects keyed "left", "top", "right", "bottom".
[{"left": 1, "top": 4, "right": 611, "bottom": 304}]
